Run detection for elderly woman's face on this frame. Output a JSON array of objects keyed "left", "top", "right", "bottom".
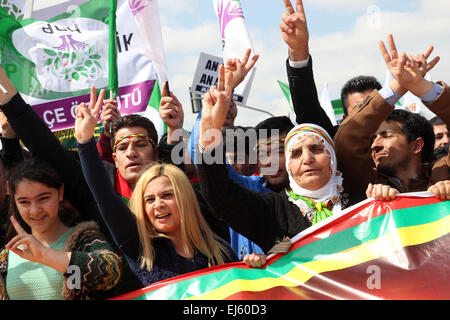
[{"left": 288, "top": 136, "right": 331, "bottom": 190}]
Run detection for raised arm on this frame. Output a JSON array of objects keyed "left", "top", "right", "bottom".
[
  {"left": 75, "top": 87, "right": 140, "bottom": 259},
  {"left": 197, "top": 66, "right": 310, "bottom": 252},
  {"left": 0, "top": 110, "right": 26, "bottom": 170},
  {"left": 0, "top": 67, "right": 99, "bottom": 223},
  {"left": 334, "top": 34, "right": 441, "bottom": 197},
  {"left": 281, "top": 0, "right": 335, "bottom": 135}
]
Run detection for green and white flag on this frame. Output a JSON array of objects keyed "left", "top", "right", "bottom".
[
  {"left": 0, "top": 0, "right": 164, "bottom": 137},
  {"left": 213, "top": 0, "right": 255, "bottom": 105},
  {"left": 0, "top": 0, "right": 32, "bottom": 20},
  {"left": 320, "top": 82, "right": 337, "bottom": 126}
]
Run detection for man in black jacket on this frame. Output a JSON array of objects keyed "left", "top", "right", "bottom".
[{"left": 281, "top": 0, "right": 382, "bottom": 139}]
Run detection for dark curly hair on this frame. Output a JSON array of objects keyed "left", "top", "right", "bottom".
[{"left": 386, "top": 109, "right": 435, "bottom": 163}]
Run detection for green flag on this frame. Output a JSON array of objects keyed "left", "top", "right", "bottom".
[
  {"left": 277, "top": 80, "right": 292, "bottom": 107},
  {"left": 146, "top": 79, "right": 167, "bottom": 134}
]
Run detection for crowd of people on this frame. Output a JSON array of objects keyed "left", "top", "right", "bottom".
[{"left": 0, "top": 0, "right": 448, "bottom": 300}]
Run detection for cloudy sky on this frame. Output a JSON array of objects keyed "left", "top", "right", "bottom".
[
  {"left": 156, "top": 0, "right": 450, "bottom": 130},
  {"left": 32, "top": 0, "right": 450, "bottom": 130}
]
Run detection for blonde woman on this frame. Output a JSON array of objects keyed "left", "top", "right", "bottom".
[{"left": 74, "top": 87, "right": 237, "bottom": 290}]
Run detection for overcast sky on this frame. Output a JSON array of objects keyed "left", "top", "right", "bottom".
[{"left": 33, "top": 0, "right": 450, "bottom": 130}]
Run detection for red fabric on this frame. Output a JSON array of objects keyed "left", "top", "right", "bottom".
[
  {"left": 97, "top": 131, "right": 115, "bottom": 164},
  {"left": 115, "top": 169, "right": 133, "bottom": 201}
]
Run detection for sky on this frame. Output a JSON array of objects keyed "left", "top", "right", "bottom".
[
  {"left": 32, "top": 0, "right": 450, "bottom": 131},
  {"left": 156, "top": 0, "right": 450, "bottom": 130}
]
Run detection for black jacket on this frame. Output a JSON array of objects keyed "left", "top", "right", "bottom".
[{"left": 197, "top": 149, "right": 311, "bottom": 253}]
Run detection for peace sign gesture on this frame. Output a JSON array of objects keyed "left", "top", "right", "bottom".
[
  {"left": 281, "top": 0, "right": 309, "bottom": 61},
  {"left": 6, "top": 215, "right": 47, "bottom": 264},
  {"left": 74, "top": 86, "right": 105, "bottom": 144},
  {"left": 200, "top": 64, "right": 233, "bottom": 149},
  {"left": 224, "top": 48, "right": 259, "bottom": 90},
  {"left": 379, "top": 34, "right": 438, "bottom": 96}
]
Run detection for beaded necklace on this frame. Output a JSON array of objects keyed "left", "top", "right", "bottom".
[{"left": 287, "top": 190, "right": 338, "bottom": 225}]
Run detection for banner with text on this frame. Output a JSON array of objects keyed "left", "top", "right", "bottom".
[
  {"left": 191, "top": 52, "right": 253, "bottom": 105},
  {"left": 0, "top": 0, "right": 164, "bottom": 135}
]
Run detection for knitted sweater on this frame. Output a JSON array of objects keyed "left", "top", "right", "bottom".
[{"left": 0, "top": 221, "right": 122, "bottom": 300}]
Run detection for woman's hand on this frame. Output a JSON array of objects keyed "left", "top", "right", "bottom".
[
  {"left": 74, "top": 86, "right": 105, "bottom": 144},
  {"left": 243, "top": 253, "right": 267, "bottom": 268},
  {"left": 6, "top": 216, "right": 48, "bottom": 264}
]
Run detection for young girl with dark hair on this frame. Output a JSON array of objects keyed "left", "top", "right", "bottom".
[{"left": 0, "top": 158, "right": 122, "bottom": 300}]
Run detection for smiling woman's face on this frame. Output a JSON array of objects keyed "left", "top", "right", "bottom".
[
  {"left": 288, "top": 136, "right": 331, "bottom": 190},
  {"left": 144, "top": 176, "right": 181, "bottom": 238},
  {"left": 14, "top": 179, "right": 63, "bottom": 234}
]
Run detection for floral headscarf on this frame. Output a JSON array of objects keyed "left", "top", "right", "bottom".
[{"left": 284, "top": 124, "right": 344, "bottom": 224}]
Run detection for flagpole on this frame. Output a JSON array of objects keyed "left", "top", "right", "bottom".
[
  {"left": 108, "top": 0, "right": 118, "bottom": 99},
  {"left": 238, "top": 104, "right": 274, "bottom": 118},
  {"left": 108, "top": 0, "right": 118, "bottom": 134}
]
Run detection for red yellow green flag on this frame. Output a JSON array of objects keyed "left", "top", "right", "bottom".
[{"left": 112, "top": 195, "right": 450, "bottom": 300}]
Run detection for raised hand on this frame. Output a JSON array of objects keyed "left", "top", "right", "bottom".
[
  {"left": 379, "top": 34, "right": 437, "bottom": 96},
  {"left": 100, "top": 98, "right": 121, "bottom": 138},
  {"left": 200, "top": 64, "right": 233, "bottom": 149},
  {"left": 159, "top": 82, "right": 184, "bottom": 143},
  {"left": 74, "top": 86, "right": 105, "bottom": 144},
  {"left": 280, "top": 0, "right": 309, "bottom": 61},
  {"left": 0, "top": 109, "right": 16, "bottom": 138},
  {"left": 0, "top": 66, "right": 18, "bottom": 105},
  {"left": 6, "top": 215, "right": 71, "bottom": 273},
  {"left": 224, "top": 48, "right": 259, "bottom": 91},
  {"left": 6, "top": 216, "right": 47, "bottom": 264},
  {"left": 408, "top": 45, "right": 440, "bottom": 78}
]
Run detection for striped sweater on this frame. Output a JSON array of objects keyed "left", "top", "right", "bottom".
[{"left": 0, "top": 221, "right": 122, "bottom": 300}]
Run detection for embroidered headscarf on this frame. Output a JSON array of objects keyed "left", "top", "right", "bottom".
[{"left": 284, "top": 123, "right": 344, "bottom": 224}]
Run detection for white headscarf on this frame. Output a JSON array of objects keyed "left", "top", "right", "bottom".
[{"left": 284, "top": 123, "right": 344, "bottom": 223}]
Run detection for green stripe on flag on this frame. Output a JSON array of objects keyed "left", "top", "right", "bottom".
[
  {"left": 148, "top": 79, "right": 167, "bottom": 134},
  {"left": 277, "top": 80, "right": 344, "bottom": 116},
  {"left": 135, "top": 201, "right": 449, "bottom": 300}
]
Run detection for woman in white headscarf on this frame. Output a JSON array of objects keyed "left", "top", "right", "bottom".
[
  {"left": 196, "top": 69, "right": 347, "bottom": 256},
  {"left": 283, "top": 124, "right": 346, "bottom": 225}
]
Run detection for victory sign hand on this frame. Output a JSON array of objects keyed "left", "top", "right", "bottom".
[
  {"left": 281, "top": 0, "right": 309, "bottom": 61},
  {"left": 6, "top": 216, "right": 47, "bottom": 264},
  {"left": 200, "top": 64, "right": 233, "bottom": 149},
  {"left": 74, "top": 86, "right": 105, "bottom": 144},
  {"left": 224, "top": 48, "right": 259, "bottom": 90}
]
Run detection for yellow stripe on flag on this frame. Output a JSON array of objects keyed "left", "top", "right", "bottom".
[{"left": 191, "top": 215, "right": 450, "bottom": 300}]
